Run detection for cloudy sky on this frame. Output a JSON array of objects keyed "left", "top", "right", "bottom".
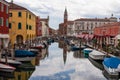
[{"left": 6, "top": 0, "right": 120, "bottom": 29}]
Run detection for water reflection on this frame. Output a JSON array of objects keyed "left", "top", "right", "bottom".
[
  {"left": 88, "top": 57, "right": 104, "bottom": 70},
  {"left": 0, "top": 61, "right": 35, "bottom": 80},
  {"left": 0, "top": 71, "right": 14, "bottom": 80},
  {"left": 29, "top": 42, "right": 106, "bottom": 80},
  {"left": 73, "top": 50, "right": 84, "bottom": 58}
]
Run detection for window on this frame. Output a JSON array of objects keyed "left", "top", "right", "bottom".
[
  {"left": 29, "top": 15, "right": 31, "bottom": 19},
  {"left": 29, "top": 25, "right": 32, "bottom": 30},
  {"left": 18, "top": 23, "right": 22, "bottom": 29},
  {"left": 1, "top": 4, "right": 4, "bottom": 12},
  {"left": 0, "top": 17, "right": 4, "bottom": 26},
  {"left": 6, "top": 6, "right": 8, "bottom": 14},
  {"left": 9, "top": 13, "right": 12, "bottom": 17},
  {"left": 9, "top": 23, "right": 12, "bottom": 29},
  {"left": 18, "top": 12, "right": 22, "bottom": 17},
  {"left": 6, "top": 19, "right": 8, "bottom": 27},
  {"left": 26, "top": 24, "right": 28, "bottom": 29}
]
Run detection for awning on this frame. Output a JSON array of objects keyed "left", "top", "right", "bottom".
[
  {"left": 84, "top": 34, "right": 89, "bottom": 40},
  {"left": 76, "top": 34, "right": 85, "bottom": 38},
  {"left": 0, "top": 34, "right": 9, "bottom": 38},
  {"left": 88, "top": 35, "right": 94, "bottom": 39}
]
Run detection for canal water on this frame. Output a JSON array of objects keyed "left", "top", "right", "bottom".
[
  {"left": 29, "top": 42, "right": 107, "bottom": 80},
  {"left": 0, "top": 42, "right": 113, "bottom": 80}
]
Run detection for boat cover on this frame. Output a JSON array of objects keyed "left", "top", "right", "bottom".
[
  {"left": 15, "top": 50, "right": 35, "bottom": 57},
  {"left": 103, "top": 57, "right": 120, "bottom": 68}
]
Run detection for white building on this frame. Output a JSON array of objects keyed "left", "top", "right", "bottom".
[
  {"left": 74, "top": 15, "right": 117, "bottom": 35},
  {"left": 40, "top": 17, "right": 49, "bottom": 37},
  {"left": 67, "top": 21, "right": 75, "bottom": 36}
]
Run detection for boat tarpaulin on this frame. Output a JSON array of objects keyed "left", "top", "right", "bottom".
[
  {"left": 15, "top": 50, "right": 35, "bottom": 57},
  {"left": 103, "top": 57, "right": 120, "bottom": 68}
]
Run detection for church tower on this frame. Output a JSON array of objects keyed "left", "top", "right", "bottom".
[{"left": 64, "top": 7, "right": 68, "bottom": 23}]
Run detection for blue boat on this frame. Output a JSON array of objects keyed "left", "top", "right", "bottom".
[
  {"left": 15, "top": 50, "right": 35, "bottom": 57},
  {"left": 103, "top": 57, "right": 120, "bottom": 76}
]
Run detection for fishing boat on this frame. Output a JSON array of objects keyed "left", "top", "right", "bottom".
[
  {"left": 103, "top": 57, "right": 120, "bottom": 76},
  {"left": 83, "top": 48, "right": 93, "bottom": 58},
  {"left": 89, "top": 50, "right": 106, "bottom": 61},
  {"left": 0, "top": 63, "right": 16, "bottom": 72}
]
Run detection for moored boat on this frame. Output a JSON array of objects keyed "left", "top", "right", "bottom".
[
  {"left": 83, "top": 48, "right": 93, "bottom": 58},
  {"left": 14, "top": 50, "right": 35, "bottom": 62},
  {"left": 103, "top": 57, "right": 120, "bottom": 76},
  {"left": 0, "top": 63, "right": 16, "bottom": 72},
  {"left": 15, "top": 50, "right": 35, "bottom": 57},
  {"left": 0, "top": 58, "right": 22, "bottom": 67},
  {"left": 89, "top": 50, "right": 106, "bottom": 60}
]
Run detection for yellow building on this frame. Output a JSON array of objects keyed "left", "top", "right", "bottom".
[{"left": 9, "top": 2, "right": 36, "bottom": 46}]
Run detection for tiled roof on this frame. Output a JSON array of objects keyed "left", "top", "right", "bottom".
[
  {"left": 75, "top": 18, "right": 110, "bottom": 22},
  {"left": 9, "top": 2, "right": 36, "bottom": 16},
  {"left": 9, "top": 3, "right": 27, "bottom": 10}
]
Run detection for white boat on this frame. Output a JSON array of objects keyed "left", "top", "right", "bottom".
[
  {"left": 103, "top": 57, "right": 120, "bottom": 76},
  {"left": 0, "top": 63, "right": 16, "bottom": 72},
  {"left": 0, "top": 58, "right": 22, "bottom": 66},
  {"left": 89, "top": 50, "right": 106, "bottom": 60},
  {"left": 15, "top": 57, "right": 35, "bottom": 62}
]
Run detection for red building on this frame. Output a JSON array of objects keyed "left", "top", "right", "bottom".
[
  {"left": 36, "top": 16, "right": 42, "bottom": 37},
  {"left": 0, "top": 0, "right": 9, "bottom": 34},
  {"left": 0, "top": 0, "right": 9, "bottom": 48},
  {"left": 94, "top": 22, "right": 120, "bottom": 48},
  {"left": 59, "top": 8, "right": 68, "bottom": 36}
]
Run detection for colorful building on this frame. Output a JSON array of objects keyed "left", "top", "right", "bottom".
[
  {"left": 9, "top": 1, "right": 36, "bottom": 45},
  {"left": 0, "top": 0, "right": 9, "bottom": 48},
  {"left": 59, "top": 8, "right": 68, "bottom": 36},
  {"left": 67, "top": 21, "right": 74, "bottom": 36},
  {"left": 94, "top": 22, "right": 120, "bottom": 48},
  {"left": 40, "top": 16, "right": 49, "bottom": 37},
  {"left": 36, "top": 16, "right": 42, "bottom": 37},
  {"left": 74, "top": 15, "right": 117, "bottom": 35}
]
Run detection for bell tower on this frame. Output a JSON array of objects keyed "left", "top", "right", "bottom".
[{"left": 64, "top": 7, "right": 68, "bottom": 23}]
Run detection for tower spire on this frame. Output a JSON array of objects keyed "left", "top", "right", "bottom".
[{"left": 64, "top": 7, "right": 68, "bottom": 23}]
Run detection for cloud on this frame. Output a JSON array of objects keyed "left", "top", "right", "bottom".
[
  {"left": 6, "top": 0, "right": 120, "bottom": 29},
  {"left": 29, "top": 43, "right": 106, "bottom": 80}
]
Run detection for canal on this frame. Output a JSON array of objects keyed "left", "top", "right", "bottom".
[
  {"left": 29, "top": 42, "right": 106, "bottom": 80},
  {"left": 0, "top": 42, "right": 112, "bottom": 80}
]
